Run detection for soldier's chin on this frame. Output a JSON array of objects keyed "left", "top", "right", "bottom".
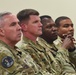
[
  {"left": 54, "top": 37, "right": 57, "bottom": 40},
  {"left": 16, "top": 38, "right": 21, "bottom": 42},
  {"left": 52, "top": 36, "right": 57, "bottom": 41},
  {"left": 53, "top": 34, "right": 57, "bottom": 38},
  {"left": 39, "top": 32, "right": 42, "bottom": 36}
]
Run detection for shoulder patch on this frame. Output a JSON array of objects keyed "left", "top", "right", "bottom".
[{"left": 1, "top": 56, "right": 14, "bottom": 68}]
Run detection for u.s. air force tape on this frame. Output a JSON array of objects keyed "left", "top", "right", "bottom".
[{"left": 1, "top": 56, "right": 14, "bottom": 68}]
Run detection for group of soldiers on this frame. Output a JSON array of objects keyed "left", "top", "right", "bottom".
[{"left": 0, "top": 9, "right": 76, "bottom": 75}]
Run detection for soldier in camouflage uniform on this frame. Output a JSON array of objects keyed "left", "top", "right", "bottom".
[
  {"left": 17, "top": 9, "right": 62, "bottom": 75},
  {"left": 55, "top": 16, "right": 76, "bottom": 68},
  {"left": 0, "top": 12, "right": 47, "bottom": 75},
  {"left": 38, "top": 15, "right": 76, "bottom": 75}
]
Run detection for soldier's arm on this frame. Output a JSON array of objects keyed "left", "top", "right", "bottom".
[{"left": 56, "top": 49, "right": 76, "bottom": 75}]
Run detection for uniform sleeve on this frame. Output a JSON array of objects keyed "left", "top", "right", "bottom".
[
  {"left": 69, "top": 47, "right": 76, "bottom": 68},
  {"left": 56, "top": 49, "right": 76, "bottom": 75}
]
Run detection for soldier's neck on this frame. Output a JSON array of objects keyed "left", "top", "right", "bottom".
[{"left": 23, "top": 33, "right": 37, "bottom": 43}]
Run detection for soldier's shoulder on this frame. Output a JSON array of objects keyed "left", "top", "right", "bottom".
[
  {"left": 0, "top": 48, "right": 18, "bottom": 74},
  {"left": 0, "top": 46, "right": 10, "bottom": 54},
  {"left": 20, "top": 42, "right": 34, "bottom": 50}
]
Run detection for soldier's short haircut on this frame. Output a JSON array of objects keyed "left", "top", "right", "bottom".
[
  {"left": 17, "top": 9, "right": 39, "bottom": 23},
  {"left": 0, "top": 12, "right": 11, "bottom": 27},
  {"left": 55, "top": 16, "right": 70, "bottom": 27},
  {"left": 40, "top": 15, "right": 52, "bottom": 26}
]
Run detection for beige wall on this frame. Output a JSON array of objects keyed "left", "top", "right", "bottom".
[{"left": 0, "top": 0, "right": 76, "bottom": 38}]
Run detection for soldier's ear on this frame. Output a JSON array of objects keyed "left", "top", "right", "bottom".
[
  {"left": 20, "top": 23, "right": 28, "bottom": 32},
  {"left": 0, "top": 28, "right": 4, "bottom": 36}
]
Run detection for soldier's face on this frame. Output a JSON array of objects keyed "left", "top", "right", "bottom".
[
  {"left": 42, "top": 18, "right": 58, "bottom": 41},
  {"left": 24, "top": 15, "right": 42, "bottom": 37},
  {"left": 58, "top": 19, "right": 74, "bottom": 38},
  {"left": 2, "top": 14, "right": 21, "bottom": 44}
]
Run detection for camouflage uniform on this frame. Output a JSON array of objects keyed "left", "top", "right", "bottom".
[
  {"left": 0, "top": 40, "right": 47, "bottom": 75},
  {"left": 54, "top": 37, "right": 76, "bottom": 75},
  {"left": 19, "top": 37, "right": 63, "bottom": 75},
  {"left": 69, "top": 45, "right": 76, "bottom": 69},
  {"left": 54, "top": 36, "right": 76, "bottom": 69},
  {"left": 38, "top": 37, "right": 76, "bottom": 75}
]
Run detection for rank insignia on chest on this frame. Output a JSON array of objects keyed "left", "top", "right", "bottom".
[{"left": 1, "top": 56, "right": 14, "bottom": 68}]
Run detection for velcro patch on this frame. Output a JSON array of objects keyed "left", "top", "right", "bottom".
[{"left": 1, "top": 56, "right": 14, "bottom": 68}]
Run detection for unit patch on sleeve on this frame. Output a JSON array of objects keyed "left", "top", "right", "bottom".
[{"left": 1, "top": 56, "right": 14, "bottom": 68}]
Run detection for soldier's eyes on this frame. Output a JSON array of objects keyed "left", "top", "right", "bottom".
[
  {"left": 63, "top": 24, "right": 73, "bottom": 28},
  {"left": 63, "top": 25, "right": 69, "bottom": 27},
  {"left": 10, "top": 22, "right": 16, "bottom": 26},
  {"left": 46, "top": 26, "right": 52, "bottom": 28}
]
